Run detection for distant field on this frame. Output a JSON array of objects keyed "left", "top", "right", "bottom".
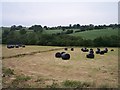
[
  {"left": 2, "top": 45, "right": 118, "bottom": 88},
  {"left": 42, "top": 29, "right": 63, "bottom": 34},
  {"left": 70, "top": 28, "right": 118, "bottom": 40}
]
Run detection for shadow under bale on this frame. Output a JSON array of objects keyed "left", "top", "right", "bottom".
[
  {"left": 55, "top": 52, "right": 61, "bottom": 58},
  {"left": 61, "top": 53, "right": 70, "bottom": 60},
  {"left": 86, "top": 53, "right": 94, "bottom": 59}
]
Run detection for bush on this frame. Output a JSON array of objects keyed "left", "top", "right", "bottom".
[
  {"left": 9, "top": 74, "right": 31, "bottom": 88},
  {"left": 62, "top": 80, "right": 92, "bottom": 88},
  {"left": 3, "top": 67, "right": 14, "bottom": 76}
]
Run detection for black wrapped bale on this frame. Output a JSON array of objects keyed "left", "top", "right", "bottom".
[
  {"left": 89, "top": 49, "right": 94, "bottom": 54},
  {"left": 81, "top": 48, "right": 89, "bottom": 52},
  {"left": 7, "top": 45, "right": 14, "bottom": 49},
  {"left": 22, "top": 45, "right": 25, "bottom": 48},
  {"left": 111, "top": 49, "right": 114, "bottom": 51},
  {"left": 97, "top": 48, "right": 100, "bottom": 51},
  {"left": 55, "top": 52, "right": 61, "bottom": 58},
  {"left": 81, "top": 48, "right": 84, "bottom": 51},
  {"left": 18, "top": 44, "right": 22, "bottom": 47},
  {"left": 96, "top": 51, "right": 100, "bottom": 54},
  {"left": 90, "top": 48, "right": 93, "bottom": 51},
  {"left": 61, "top": 53, "right": 70, "bottom": 60},
  {"left": 61, "top": 52, "right": 66, "bottom": 55},
  {"left": 71, "top": 48, "right": 74, "bottom": 51},
  {"left": 103, "top": 48, "right": 108, "bottom": 53},
  {"left": 96, "top": 48, "right": 101, "bottom": 54},
  {"left": 64, "top": 48, "right": 68, "bottom": 51},
  {"left": 15, "top": 45, "right": 19, "bottom": 48},
  {"left": 100, "top": 51, "right": 105, "bottom": 55},
  {"left": 86, "top": 53, "right": 94, "bottom": 58}
]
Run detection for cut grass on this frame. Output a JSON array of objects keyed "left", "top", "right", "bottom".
[
  {"left": 2, "top": 45, "right": 64, "bottom": 57},
  {"left": 2, "top": 46, "right": 118, "bottom": 88}
]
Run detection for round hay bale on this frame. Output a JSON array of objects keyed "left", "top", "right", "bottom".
[
  {"left": 104, "top": 48, "right": 108, "bottom": 53},
  {"left": 111, "top": 49, "right": 114, "bottom": 51},
  {"left": 22, "top": 45, "right": 25, "bottom": 48},
  {"left": 81, "top": 48, "right": 89, "bottom": 52},
  {"left": 7, "top": 45, "right": 14, "bottom": 49},
  {"left": 55, "top": 52, "right": 61, "bottom": 58},
  {"left": 90, "top": 48, "right": 93, "bottom": 51},
  {"left": 64, "top": 48, "right": 68, "bottom": 51},
  {"left": 97, "top": 48, "right": 100, "bottom": 51},
  {"left": 15, "top": 45, "right": 19, "bottom": 48},
  {"left": 96, "top": 51, "right": 100, "bottom": 54},
  {"left": 100, "top": 51, "right": 104, "bottom": 55},
  {"left": 61, "top": 53, "right": 70, "bottom": 60},
  {"left": 71, "top": 48, "right": 74, "bottom": 51},
  {"left": 96, "top": 48, "right": 100, "bottom": 54},
  {"left": 89, "top": 49, "right": 94, "bottom": 54},
  {"left": 81, "top": 48, "right": 84, "bottom": 51},
  {"left": 86, "top": 53, "right": 94, "bottom": 58},
  {"left": 61, "top": 52, "right": 66, "bottom": 55}
]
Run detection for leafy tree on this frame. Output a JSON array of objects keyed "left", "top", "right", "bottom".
[
  {"left": 17, "top": 25, "right": 23, "bottom": 30},
  {"left": 10, "top": 25, "right": 17, "bottom": 31},
  {"left": 19, "top": 29, "right": 27, "bottom": 35},
  {"left": 44, "top": 26, "right": 48, "bottom": 30},
  {"left": 29, "top": 25, "right": 43, "bottom": 32},
  {"left": 65, "top": 30, "right": 73, "bottom": 34}
]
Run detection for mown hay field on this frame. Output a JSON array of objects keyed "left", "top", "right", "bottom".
[{"left": 2, "top": 45, "right": 118, "bottom": 88}]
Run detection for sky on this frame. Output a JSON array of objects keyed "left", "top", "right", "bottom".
[{"left": 1, "top": 0, "right": 119, "bottom": 27}]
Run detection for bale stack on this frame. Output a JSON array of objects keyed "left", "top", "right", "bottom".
[
  {"left": 86, "top": 48, "right": 94, "bottom": 59},
  {"left": 55, "top": 52, "right": 70, "bottom": 60},
  {"left": 103, "top": 48, "right": 108, "bottom": 53},
  {"left": 81, "top": 47, "right": 89, "bottom": 52},
  {"left": 7, "top": 45, "right": 14, "bottom": 49},
  {"left": 99, "top": 48, "right": 108, "bottom": 55},
  {"left": 100, "top": 51, "right": 105, "bottom": 55}
]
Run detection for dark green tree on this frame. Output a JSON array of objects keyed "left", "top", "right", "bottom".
[{"left": 19, "top": 29, "right": 27, "bottom": 35}]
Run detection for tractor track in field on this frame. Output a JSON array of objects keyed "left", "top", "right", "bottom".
[{"left": 2, "top": 48, "right": 65, "bottom": 59}]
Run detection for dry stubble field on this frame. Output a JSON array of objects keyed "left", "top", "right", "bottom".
[{"left": 2, "top": 45, "right": 118, "bottom": 88}]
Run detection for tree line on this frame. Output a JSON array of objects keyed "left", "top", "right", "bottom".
[
  {"left": 6, "top": 23, "right": 120, "bottom": 33},
  {"left": 2, "top": 28, "right": 120, "bottom": 47}
]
